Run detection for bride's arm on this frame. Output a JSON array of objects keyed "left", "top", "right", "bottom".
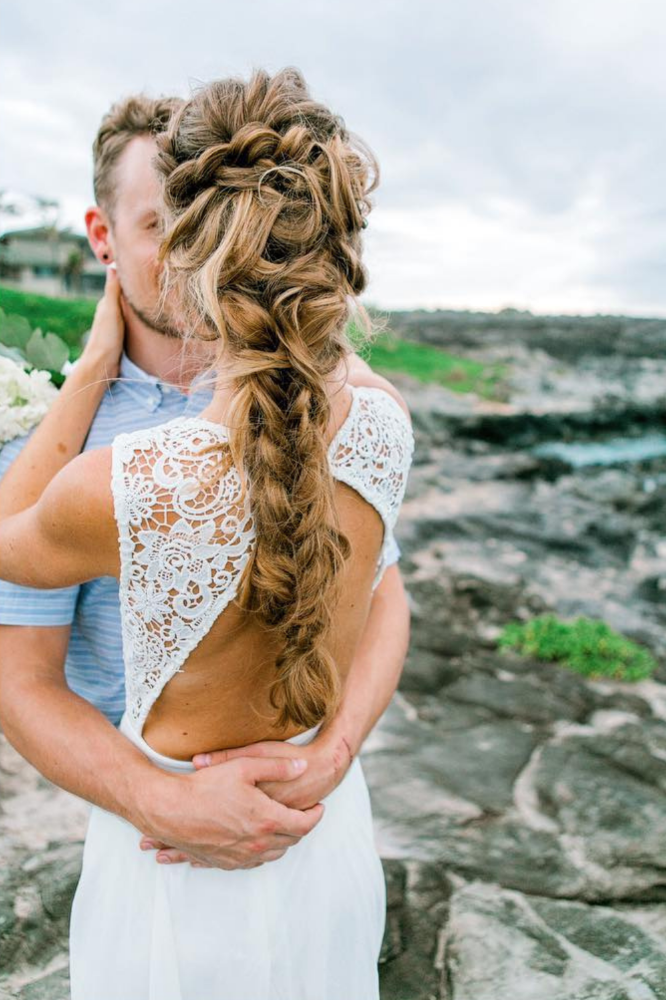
[
  {"left": 0, "top": 447, "right": 118, "bottom": 587},
  {"left": 0, "top": 270, "right": 124, "bottom": 586}
]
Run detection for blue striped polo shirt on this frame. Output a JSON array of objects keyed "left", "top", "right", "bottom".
[{"left": 0, "top": 352, "right": 400, "bottom": 725}]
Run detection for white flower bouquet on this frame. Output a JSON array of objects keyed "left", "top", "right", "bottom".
[{"left": 0, "top": 355, "right": 59, "bottom": 446}]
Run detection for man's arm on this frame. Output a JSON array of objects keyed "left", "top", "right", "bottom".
[{"left": 0, "top": 624, "right": 323, "bottom": 869}]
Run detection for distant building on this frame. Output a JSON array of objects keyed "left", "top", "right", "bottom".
[{"left": 0, "top": 227, "right": 105, "bottom": 298}]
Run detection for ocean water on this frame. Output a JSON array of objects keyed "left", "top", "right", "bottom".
[{"left": 532, "top": 433, "right": 666, "bottom": 468}]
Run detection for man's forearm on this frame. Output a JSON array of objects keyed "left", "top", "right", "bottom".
[
  {"left": 322, "top": 564, "right": 410, "bottom": 759},
  {"left": 0, "top": 630, "right": 164, "bottom": 829},
  {"left": 0, "top": 625, "right": 324, "bottom": 869}
]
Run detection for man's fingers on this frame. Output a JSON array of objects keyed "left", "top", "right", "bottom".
[
  {"left": 139, "top": 836, "right": 194, "bottom": 865},
  {"left": 255, "top": 849, "right": 287, "bottom": 863},
  {"left": 241, "top": 755, "right": 308, "bottom": 784},
  {"left": 155, "top": 849, "right": 191, "bottom": 865},
  {"left": 140, "top": 837, "right": 166, "bottom": 851},
  {"left": 191, "top": 749, "right": 231, "bottom": 768},
  {"left": 271, "top": 800, "right": 325, "bottom": 839}
]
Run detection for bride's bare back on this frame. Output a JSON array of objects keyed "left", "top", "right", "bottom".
[
  {"left": 144, "top": 476, "right": 383, "bottom": 758},
  {"left": 112, "top": 377, "right": 413, "bottom": 760}
]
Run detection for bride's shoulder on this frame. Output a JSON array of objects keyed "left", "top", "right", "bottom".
[
  {"left": 344, "top": 354, "right": 412, "bottom": 424},
  {"left": 56, "top": 446, "right": 114, "bottom": 507}
]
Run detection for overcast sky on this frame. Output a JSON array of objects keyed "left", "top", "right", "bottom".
[{"left": 2, "top": 0, "right": 665, "bottom": 316}]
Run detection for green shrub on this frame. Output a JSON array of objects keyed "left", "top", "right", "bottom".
[
  {"left": 0, "top": 285, "right": 96, "bottom": 350},
  {"left": 498, "top": 614, "right": 656, "bottom": 682},
  {"left": 0, "top": 306, "right": 73, "bottom": 387}
]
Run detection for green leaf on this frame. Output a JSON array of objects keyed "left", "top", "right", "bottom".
[
  {"left": 24, "top": 327, "right": 69, "bottom": 374},
  {"left": 0, "top": 309, "right": 34, "bottom": 350}
]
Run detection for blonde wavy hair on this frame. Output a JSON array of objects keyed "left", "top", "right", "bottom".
[{"left": 154, "top": 67, "right": 379, "bottom": 730}]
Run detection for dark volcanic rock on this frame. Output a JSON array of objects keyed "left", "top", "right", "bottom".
[
  {"left": 444, "top": 882, "right": 666, "bottom": 1000},
  {"left": 388, "top": 308, "right": 666, "bottom": 362},
  {"left": 443, "top": 672, "right": 590, "bottom": 725},
  {"left": 379, "top": 860, "right": 452, "bottom": 1000}
]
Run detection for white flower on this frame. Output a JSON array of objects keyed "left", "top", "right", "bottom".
[
  {"left": 0, "top": 356, "right": 59, "bottom": 445},
  {"left": 60, "top": 358, "right": 82, "bottom": 377}
]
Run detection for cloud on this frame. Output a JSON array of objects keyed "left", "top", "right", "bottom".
[{"left": 1, "top": 0, "right": 665, "bottom": 315}]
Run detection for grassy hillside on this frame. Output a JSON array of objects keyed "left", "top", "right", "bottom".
[
  {"left": 361, "top": 331, "right": 504, "bottom": 397},
  {"left": 0, "top": 285, "right": 503, "bottom": 395},
  {"left": 0, "top": 286, "right": 96, "bottom": 351}
]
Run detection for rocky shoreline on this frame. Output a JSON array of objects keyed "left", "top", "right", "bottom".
[
  {"left": 372, "top": 328, "right": 666, "bottom": 999},
  {"left": 2, "top": 313, "right": 666, "bottom": 998}
]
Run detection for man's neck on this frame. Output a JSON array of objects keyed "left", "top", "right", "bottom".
[{"left": 123, "top": 312, "right": 215, "bottom": 393}]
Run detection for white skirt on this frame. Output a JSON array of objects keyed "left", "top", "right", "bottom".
[{"left": 69, "top": 713, "right": 386, "bottom": 1000}]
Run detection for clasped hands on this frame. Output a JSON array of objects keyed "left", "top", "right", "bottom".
[{"left": 138, "top": 729, "right": 354, "bottom": 870}]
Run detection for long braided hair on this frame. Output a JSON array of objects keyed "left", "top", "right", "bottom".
[{"left": 154, "top": 68, "right": 379, "bottom": 729}]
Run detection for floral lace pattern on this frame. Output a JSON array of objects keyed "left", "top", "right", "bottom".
[
  {"left": 327, "top": 386, "right": 415, "bottom": 589},
  {"left": 112, "top": 385, "right": 414, "bottom": 733}
]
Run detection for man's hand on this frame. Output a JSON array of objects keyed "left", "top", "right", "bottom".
[
  {"left": 140, "top": 730, "right": 351, "bottom": 866},
  {"left": 139, "top": 753, "right": 326, "bottom": 869}
]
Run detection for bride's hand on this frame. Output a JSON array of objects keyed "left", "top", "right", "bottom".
[{"left": 80, "top": 266, "right": 125, "bottom": 379}]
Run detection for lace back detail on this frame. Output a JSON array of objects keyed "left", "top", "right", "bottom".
[
  {"left": 112, "top": 386, "right": 413, "bottom": 733},
  {"left": 111, "top": 420, "right": 255, "bottom": 732}
]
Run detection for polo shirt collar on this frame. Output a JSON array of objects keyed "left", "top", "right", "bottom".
[
  {"left": 118, "top": 352, "right": 162, "bottom": 410},
  {"left": 118, "top": 351, "right": 215, "bottom": 412}
]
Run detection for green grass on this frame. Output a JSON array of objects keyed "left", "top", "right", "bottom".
[
  {"left": 498, "top": 614, "right": 657, "bottom": 683},
  {"left": 0, "top": 285, "right": 505, "bottom": 397},
  {"left": 0, "top": 285, "right": 96, "bottom": 351},
  {"left": 350, "top": 326, "right": 505, "bottom": 398}
]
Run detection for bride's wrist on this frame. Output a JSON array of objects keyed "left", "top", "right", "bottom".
[{"left": 316, "top": 726, "right": 355, "bottom": 782}]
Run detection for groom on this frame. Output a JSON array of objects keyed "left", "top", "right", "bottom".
[{"left": 0, "top": 95, "right": 411, "bottom": 869}]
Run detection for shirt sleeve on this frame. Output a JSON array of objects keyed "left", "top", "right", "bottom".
[{"left": 0, "top": 433, "right": 80, "bottom": 625}]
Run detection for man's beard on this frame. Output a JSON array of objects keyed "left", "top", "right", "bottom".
[{"left": 123, "top": 289, "right": 184, "bottom": 340}]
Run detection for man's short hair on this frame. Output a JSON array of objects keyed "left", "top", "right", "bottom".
[{"left": 92, "top": 94, "right": 183, "bottom": 216}]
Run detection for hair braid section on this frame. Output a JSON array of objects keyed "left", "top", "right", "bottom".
[{"left": 155, "top": 67, "right": 378, "bottom": 729}]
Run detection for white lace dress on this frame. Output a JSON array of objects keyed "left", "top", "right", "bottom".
[{"left": 68, "top": 385, "right": 414, "bottom": 1000}]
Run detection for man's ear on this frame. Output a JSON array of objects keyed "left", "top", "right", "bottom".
[{"left": 85, "top": 205, "right": 114, "bottom": 264}]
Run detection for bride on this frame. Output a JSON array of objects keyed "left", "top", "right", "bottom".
[{"left": 0, "top": 67, "right": 414, "bottom": 999}]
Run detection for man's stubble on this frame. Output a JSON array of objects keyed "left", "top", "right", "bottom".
[{"left": 115, "top": 260, "right": 185, "bottom": 341}]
